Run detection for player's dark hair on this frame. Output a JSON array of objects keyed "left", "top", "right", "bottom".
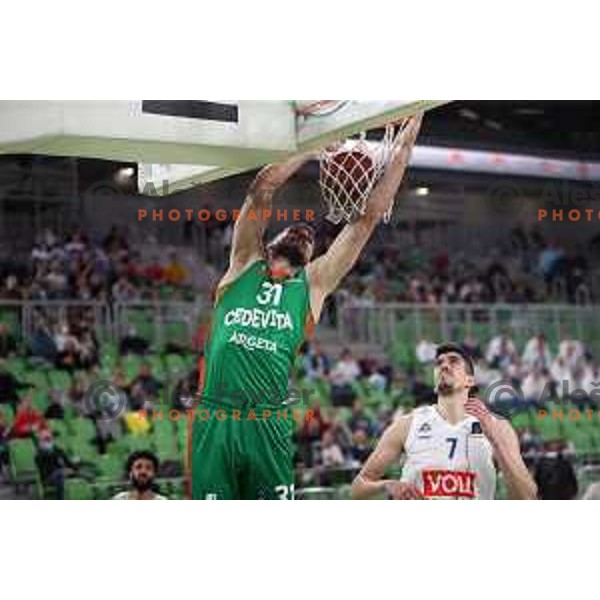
[
  {"left": 435, "top": 343, "right": 475, "bottom": 375},
  {"left": 127, "top": 450, "right": 159, "bottom": 473}
]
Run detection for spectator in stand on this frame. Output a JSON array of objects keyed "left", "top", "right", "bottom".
[
  {"left": 517, "top": 427, "right": 544, "bottom": 459},
  {"left": 326, "top": 411, "right": 353, "bottom": 455},
  {"left": 558, "top": 333, "right": 584, "bottom": 371},
  {"left": 173, "top": 377, "right": 195, "bottom": 411},
  {"left": 0, "top": 323, "right": 18, "bottom": 358},
  {"left": 66, "top": 377, "right": 89, "bottom": 416},
  {"left": 35, "top": 429, "right": 78, "bottom": 499},
  {"left": 522, "top": 333, "right": 553, "bottom": 370},
  {"left": 485, "top": 331, "right": 517, "bottom": 369},
  {"left": 296, "top": 402, "right": 330, "bottom": 468},
  {"left": 129, "top": 363, "right": 162, "bottom": 399},
  {"left": 462, "top": 335, "right": 482, "bottom": 361},
  {"left": 473, "top": 358, "right": 502, "bottom": 390},
  {"left": 349, "top": 428, "right": 371, "bottom": 465},
  {"left": 163, "top": 250, "right": 189, "bottom": 286},
  {"left": 0, "top": 410, "right": 9, "bottom": 475},
  {"left": 111, "top": 275, "right": 139, "bottom": 302},
  {"left": 534, "top": 446, "right": 577, "bottom": 500},
  {"left": 373, "top": 407, "right": 393, "bottom": 438},
  {"left": 348, "top": 399, "right": 373, "bottom": 436},
  {"left": 64, "top": 229, "right": 88, "bottom": 261},
  {"left": 44, "top": 390, "right": 65, "bottom": 420},
  {"left": 0, "top": 275, "right": 24, "bottom": 300},
  {"left": 0, "top": 358, "right": 32, "bottom": 409},
  {"left": 521, "top": 367, "right": 552, "bottom": 408},
  {"left": 302, "top": 340, "right": 330, "bottom": 381},
  {"left": 580, "top": 362, "right": 600, "bottom": 402},
  {"left": 54, "top": 322, "right": 80, "bottom": 371},
  {"left": 367, "top": 367, "right": 388, "bottom": 391},
  {"left": 11, "top": 393, "right": 46, "bottom": 438},
  {"left": 329, "top": 348, "right": 361, "bottom": 407},
  {"left": 538, "top": 240, "right": 565, "bottom": 286},
  {"left": 78, "top": 329, "right": 99, "bottom": 369},
  {"left": 45, "top": 261, "right": 68, "bottom": 299},
  {"left": 320, "top": 429, "right": 346, "bottom": 468},
  {"left": 416, "top": 338, "right": 437, "bottom": 364},
  {"left": 506, "top": 356, "right": 525, "bottom": 385},
  {"left": 550, "top": 356, "right": 578, "bottom": 400},
  {"left": 112, "top": 451, "right": 166, "bottom": 500},
  {"left": 29, "top": 318, "right": 57, "bottom": 364},
  {"left": 119, "top": 326, "right": 150, "bottom": 356}
]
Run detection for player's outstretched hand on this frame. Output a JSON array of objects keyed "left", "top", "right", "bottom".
[
  {"left": 465, "top": 397, "right": 501, "bottom": 443},
  {"left": 384, "top": 480, "right": 424, "bottom": 500}
]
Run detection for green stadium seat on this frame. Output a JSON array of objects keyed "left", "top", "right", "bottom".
[
  {"left": 511, "top": 411, "right": 531, "bottom": 431},
  {"left": 120, "top": 435, "right": 154, "bottom": 455},
  {"left": 48, "top": 370, "right": 72, "bottom": 389},
  {"left": 1, "top": 404, "right": 15, "bottom": 426},
  {"left": 149, "top": 354, "right": 166, "bottom": 377},
  {"left": 495, "top": 475, "right": 508, "bottom": 500},
  {"left": 49, "top": 420, "right": 69, "bottom": 444},
  {"left": 572, "top": 431, "right": 595, "bottom": 455},
  {"left": 95, "top": 453, "right": 125, "bottom": 481},
  {"left": 23, "top": 370, "right": 50, "bottom": 390},
  {"left": 31, "top": 390, "right": 49, "bottom": 413},
  {"left": 176, "top": 419, "right": 189, "bottom": 454},
  {"left": 534, "top": 417, "right": 561, "bottom": 441},
  {"left": 65, "top": 478, "right": 94, "bottom": 500},
  {"left": 6, "top": 357, "right": 27, "bottom": 377},
  {"left": 155, "top": 477, "right": 186, "bottom": 499},
  {"left": 165, "top": 354, "right": 187, "bottom": 375},
  {"left": 152, "top": 425, "right": 178, "bottom": 461},
  {"left": 8, "top": 438, "right": 42, "bottom": 494},
  {"left": 93, "top": 481, "right": 122, "bottom": 499},
  {"left": 71, "top": 418, "right": 96, "bottom": 443},
  {"left": 70, "top": 437, "right": 98, "bottom": 462}
]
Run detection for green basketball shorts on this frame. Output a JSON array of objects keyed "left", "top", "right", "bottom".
[{"left": 191, "top": 402, "right": 298, "bottom": 500}]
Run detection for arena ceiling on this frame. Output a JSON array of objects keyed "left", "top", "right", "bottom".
[{"left": 420, "top": 101, "right": 600, "bottom": 159}]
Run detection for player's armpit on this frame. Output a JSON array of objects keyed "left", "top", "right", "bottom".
[
  {"left": 492, "top": 420, "right": 538, "bottom": 500},
  {"left": 351, "top": 415, "right": 411, "bottom": 500}
]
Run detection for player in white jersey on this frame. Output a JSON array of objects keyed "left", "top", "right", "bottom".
[{"left": 351, "top": 343, "right": 537, "bottom": 500}]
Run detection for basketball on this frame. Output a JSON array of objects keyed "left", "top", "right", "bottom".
[{"left": 324, "top": 149, "right": 376, "bottom": 203}]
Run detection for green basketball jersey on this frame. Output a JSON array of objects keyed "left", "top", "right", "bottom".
[{"left": 201, "top": 259, "right": 312, "bottom": 407}]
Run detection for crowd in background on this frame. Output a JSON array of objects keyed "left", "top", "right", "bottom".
[
  {"left": 0, "top": 224, "right": 596, "bottom": 312},
  {"left": 0, "top": 226, "right": 218, "bottom": 304},
  {"left": 336, "top": 226, "right": 594, "bottom": 308},
  {"left": 1, "top": 222, "right": 600, "bottom": 499}
]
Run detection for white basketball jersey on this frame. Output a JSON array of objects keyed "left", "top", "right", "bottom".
[{"left": 401, "top": 405, "right": 497, "bottom": 500}]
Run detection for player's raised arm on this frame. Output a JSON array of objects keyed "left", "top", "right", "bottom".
[
  {"left": 307, "top": 114, "right": 422, "bottom": 313},
  {"left": 351, "top": 414, "right": 417, "bottom": 500},
  {"left": 465, "top": 398, "right": 538, "bottom": 500},
  {"left": 222, "top": 151, "right": 315, "bottom": 281}
]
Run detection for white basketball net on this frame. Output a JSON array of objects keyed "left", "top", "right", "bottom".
[{"left": 319, "top": 119, "right": 409, "bottom": 224}]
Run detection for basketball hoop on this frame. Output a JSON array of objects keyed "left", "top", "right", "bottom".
[
  {"left": 295, "top": 100, "right": 350, "bottom": 118},
  {"left": 318, "top": 119, "right": 410, "bottom": 225}
]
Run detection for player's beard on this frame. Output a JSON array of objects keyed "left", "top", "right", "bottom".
[
  {"left": 131, "top": 475, "right": 153, "bottom": 492},
  {"left": 268, "top": 241, "right": 308, "bottom": 268}
]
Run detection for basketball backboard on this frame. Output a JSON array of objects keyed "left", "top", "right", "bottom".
[{"left": 0, "top": 100, "right": 446, "bottom": 194}]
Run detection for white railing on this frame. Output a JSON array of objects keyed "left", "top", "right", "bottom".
[
  {"left": 338, "top": 302, "right": 600, "bottom": 355},
  {"left": 0, "top": 299, "right": 204, "bottom": 347}
]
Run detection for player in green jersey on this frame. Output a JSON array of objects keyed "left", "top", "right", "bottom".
[{"left": 191, "top": 114, "right": 423, "bottom": 499}]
